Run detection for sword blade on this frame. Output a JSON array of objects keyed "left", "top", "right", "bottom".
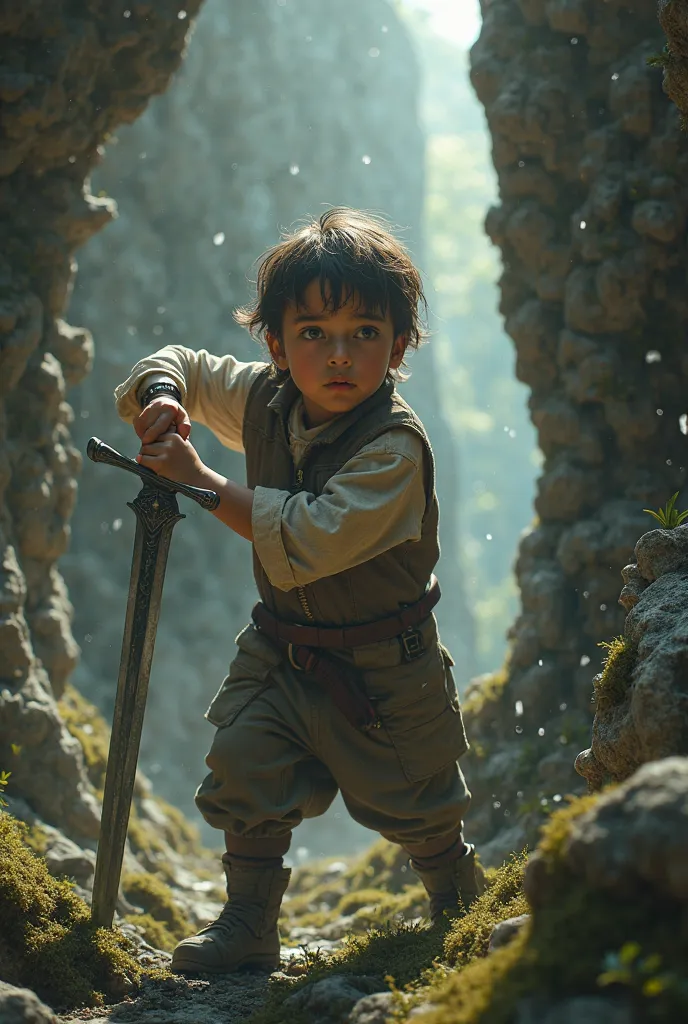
[{"left": 91, "top": 483, "right": 184, "bottom": 928}]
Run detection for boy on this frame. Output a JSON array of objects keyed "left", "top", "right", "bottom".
[{"left": 115, "top": 207, "right": 483, "bottom": 975}]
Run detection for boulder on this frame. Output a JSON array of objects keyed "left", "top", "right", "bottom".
[
  {"left": 348, "top": 992, "right": 395, "bottom": 1024},
  {"left": 527, "top": 758, "right": 688, "bottom": 906},
  {"left": 488, "top": 913, "right": 530, "bottom": 952},
  {"left": 284, "top": 976, "right": 386, "bottom": 1024},
  {"left": 0, "top": 983, "right": 56, "bottom": 1024}
]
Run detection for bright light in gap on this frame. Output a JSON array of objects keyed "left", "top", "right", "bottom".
[{"left": 401, "top": 0, "right": 481, "bottom": 47}]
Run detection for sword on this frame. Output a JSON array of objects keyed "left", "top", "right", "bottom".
[{"left": 86, "top": 437, "right": 219, "bottom": 929}]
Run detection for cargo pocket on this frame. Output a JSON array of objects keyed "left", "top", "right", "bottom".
[
  {"left": 205, "top": 624, "right": 283, "bottom": 728},
  {"left": 359, "top": 638, "right": 468, "bottom": 783}
]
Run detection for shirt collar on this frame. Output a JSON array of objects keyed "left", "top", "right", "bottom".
[{"left": 268, "top": 374, "right": 395, "bottom": 447}]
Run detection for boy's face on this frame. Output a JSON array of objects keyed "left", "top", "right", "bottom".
[{"left": 267, "top": 279, "right": 407, "bottom": 428}]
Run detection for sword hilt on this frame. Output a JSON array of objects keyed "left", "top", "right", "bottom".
[{"left": 87, "top": 437, "right": 220, "bottom": 511}]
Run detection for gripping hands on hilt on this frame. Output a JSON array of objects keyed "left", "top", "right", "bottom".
[{"left": 87, "top": 438, "right": 220, "bottom": 511}]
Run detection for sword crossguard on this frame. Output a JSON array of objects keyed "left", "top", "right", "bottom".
[{"left": 87, "top": 437, "right": 220, "bottom": 511}]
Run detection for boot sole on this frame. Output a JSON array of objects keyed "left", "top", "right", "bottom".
[{"left": 171, "top": 952, "right": 279, "bottom": 975}]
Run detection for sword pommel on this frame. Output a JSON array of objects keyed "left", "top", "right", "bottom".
[{"left": 87, "top": 437, "right": 220, "bottom": 511}]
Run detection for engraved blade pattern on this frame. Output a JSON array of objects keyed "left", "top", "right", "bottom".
[{"left": 91, "top": 484, "right": 184, "bottom": 929}]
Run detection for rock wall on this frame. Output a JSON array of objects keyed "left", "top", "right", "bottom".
[
  {"left": 659, "top": 0, "right": 688, "bottom": 123},
  {"left": 463, "top": 0, "right": 688, "bottom": 862},
  {"left": 0, "top": 1, "right": 202, "bottom": 839},
  {"left": 576, "top": 522, "right": 688, "bottom": 788},
  {"left": 63, "top": 0, "right": 472, "bottom": 836}
]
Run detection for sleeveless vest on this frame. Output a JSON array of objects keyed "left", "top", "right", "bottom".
[{"left": 243, "top": 369, "right": 440, "bottom": 628}]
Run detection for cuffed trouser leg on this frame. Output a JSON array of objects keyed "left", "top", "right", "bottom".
[
  {"left": 195, "top": 666, "right": 338, "bottom": 842},
  {"left": 223, "top": 832, "right": 293, "bottom": 859}
]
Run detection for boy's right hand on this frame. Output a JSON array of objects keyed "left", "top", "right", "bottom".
[{"left": 134, "top": 397, "right": 192, "bottom": 445}]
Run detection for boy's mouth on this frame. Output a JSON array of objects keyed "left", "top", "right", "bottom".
[{"left": 325, "top": 379, "right": 355, "bottom": 390}]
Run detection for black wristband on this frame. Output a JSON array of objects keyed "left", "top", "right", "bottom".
[{"left": 140, "top": 381, "right": 183, "bottom": 408}]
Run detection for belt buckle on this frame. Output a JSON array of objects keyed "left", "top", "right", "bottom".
[
  {"left": 288, "top": 643, "right": 303, "bottom": 671},
  {"left": 400, "top": 627, "right": 424, "bottom": 662},
  {"left": 288, "top": 643, "right": 317, "bottom": 673}
]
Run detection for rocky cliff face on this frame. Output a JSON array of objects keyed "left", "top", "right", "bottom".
[
  {"left": 576, "top": 521, "right": 688, "bottom": 788},
  {"left": 63, "top": 0, "right": 471, "bottom": 835},
  {"left": 658, "top": 0, "right": 688, "bottom": 123},
  {"left": 462, "top": 0, "right": 688, "bottom": 862},
  {"left": 0, "top": 1, "right": 202, "bottom": 839}
]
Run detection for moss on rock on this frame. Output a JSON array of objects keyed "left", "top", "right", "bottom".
[
  {"left": 122, "top": 872, "right": 191, "bottom": 952},
  {"left": 281, "top": 839, "right": 422, "bottom": 940},
  {"left": 344, "top": 837, "right": 411, "bottom": 893},
  {"left": 21, "top": 822, "right": 50, "bottom": 857},
  {"left": 461, "top": 667, "right": 509, "bottom": 720},
  {"left": 443, "top": 854, "right": 528, "bottom": 967},
  {"left": 58, "top": 684, "right": 110, "bottom": 793},
  {"left": 593, "top": 635, "right": 639, "bottom": 716},
  {"left": 0, "top": 813, "right": 157, "bottom": 1009}
]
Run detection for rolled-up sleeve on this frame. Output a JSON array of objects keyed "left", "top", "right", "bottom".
[
  {"left": 114, "top": 345, "right": 267, "bottom": 452},
  {"left": 252, "top": 430, "right": 427, "bottom": 591}
]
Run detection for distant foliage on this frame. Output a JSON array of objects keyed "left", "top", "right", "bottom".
[{"left": 0, "top": 769, "right": 10, "bottom": 809}]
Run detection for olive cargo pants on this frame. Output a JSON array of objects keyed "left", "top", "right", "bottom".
[{"left": 195, "top": 618, "right": 471, "bottom": 856}]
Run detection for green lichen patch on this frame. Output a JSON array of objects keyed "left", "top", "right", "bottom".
[
  {"left": 281, "top": 840, "right": 423, "bottom": 940},
  {"left": 58, "top": 683, "right": 110, "bottom": 792},
  {"left": 285, "top": 883, "right": 427, "bottom": 938},
  {"left": 344, "top": 837, "right": 411, "bottom": 893},
  {"left": 535, "top": 791, "right": 601, "bottom": 861},
  {"left": 593, "top": 635, "right": 639, "bottom": 716},
  {"left": 122, "top": 871, "right": 191, "bottom": 952},
  {"left": 345, "top": 885, "right": 427, "bottom": 931},
  {"left": 147, "top": 799, "right": 205, "bottom": 860},
  {"left": 0, "top": 813, "right": 160, "bottom": 1009},
  {"left": 461, "top": 667, "right": 508, "bottom": 720},
  {"left": 21, "top": 821, "right": 50, "bottom": 857}
]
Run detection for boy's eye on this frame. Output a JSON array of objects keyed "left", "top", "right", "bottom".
[
  {"left": 301, "top": 327, "right": 324, "bottom": 340},
  {"left": 356, "top": 326, "right": 380, "bottom": 340}
]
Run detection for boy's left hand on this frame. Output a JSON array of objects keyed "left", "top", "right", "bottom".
[{"left": 136, "top": 431, "right": 206, "bottom": 486}]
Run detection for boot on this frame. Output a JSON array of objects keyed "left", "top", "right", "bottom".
[
  {"left": 171, "top": 855, "right": 291, "bottom": 974},
  {"left": 411, "top": 843, "right": 486, "bottom": 926}
]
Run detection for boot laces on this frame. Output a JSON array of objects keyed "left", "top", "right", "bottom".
[{"left": 202, "top": 896, "right": 261, "bottom": 937}]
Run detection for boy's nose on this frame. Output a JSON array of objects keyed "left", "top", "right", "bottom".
[{"left": 328, "top": 339, "right": 352, "bottom": 364}]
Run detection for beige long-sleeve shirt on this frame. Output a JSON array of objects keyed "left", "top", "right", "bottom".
[{"left": 114, "top": 346, "right": 427, "bottom": 592}]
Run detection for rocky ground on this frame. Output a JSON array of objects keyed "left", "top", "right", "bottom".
[
  {"left": 0, "top": 828, "right": 525, "bottom": 1024},
  {"left": 6, "top": 755, "right": 688, "bottom": 1024}
]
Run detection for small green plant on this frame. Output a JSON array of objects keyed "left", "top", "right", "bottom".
[
  {"left": 643, "top": 492, "right": 688, "bottom": 529},
  {"left": 0, "top": 769, "right": 10, "bottom": 809},
  {"left": 599, "top": 941, "right": 688, "bottom": 1004},
  {"left": 646, "top": 45, "right": 670, "bottom": 69}
]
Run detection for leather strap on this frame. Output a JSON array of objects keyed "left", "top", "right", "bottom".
[
  {"left": 251, "top": 576, "right": 441, "bottom": 649},
  {"left": 286, "top": 644, "right": 380, "bottom": 732}
]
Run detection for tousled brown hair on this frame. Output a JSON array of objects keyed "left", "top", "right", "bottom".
[{"left": 234, "top": 208, "right": 427, "bottom": 375}]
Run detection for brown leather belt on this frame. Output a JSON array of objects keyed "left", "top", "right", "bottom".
[
  {"left": 251, "top": 575, "right": 441, "bottom": 650},
  {"left": 251, "top": 577, "right": 441, "bottom": 732}
]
